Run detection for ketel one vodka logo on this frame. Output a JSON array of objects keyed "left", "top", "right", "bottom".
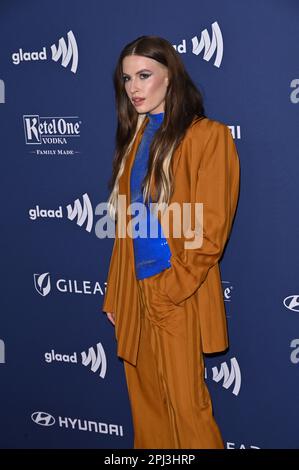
[
  {"left": 12, "top": 30, "right": 78, "bottom": 73},
  {"left": 23, "top": 115, "right": 81, "bottom": 145}
]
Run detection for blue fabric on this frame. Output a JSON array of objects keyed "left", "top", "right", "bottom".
[{"left": 130, "top": 112, "right": 172, "bottom": 280}]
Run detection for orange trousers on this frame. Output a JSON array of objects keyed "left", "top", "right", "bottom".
[{"left": 123, "top": 272, "right": 224, "bottom": 449}]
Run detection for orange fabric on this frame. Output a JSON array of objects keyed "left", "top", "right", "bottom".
[
  {"left": 123, "top": 273, "right": 224, "bottom": 449},
  {"left": 102, "top": 116, "right": 240, "bottom": 366}
]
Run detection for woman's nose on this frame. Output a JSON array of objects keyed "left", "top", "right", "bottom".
[{"left": 129, "top": 78, "right": 139, "bottom": 94}]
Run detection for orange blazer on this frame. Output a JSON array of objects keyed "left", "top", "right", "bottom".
[{"left": 102, "top": 115, "right": 240, "bottom": 366}]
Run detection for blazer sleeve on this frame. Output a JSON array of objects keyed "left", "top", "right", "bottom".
[
  {"left": 102, "top": 232, "right": 119, "bottom": 313},
  {"left": 157, "top": 121, "right": 240, "bottom": 306}
]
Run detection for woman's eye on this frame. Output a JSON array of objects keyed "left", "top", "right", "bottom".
[{"left": 122, "top": 73, "right": 151, "bottom": 82}]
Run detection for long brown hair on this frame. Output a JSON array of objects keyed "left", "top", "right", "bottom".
[{"left": 107, "top": 35, "right": 206, "bottom": 220}]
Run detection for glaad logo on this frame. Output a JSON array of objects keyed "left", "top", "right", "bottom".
[
  {"left": 206, "top": 357, "right": 241, "bottom": 395},
  {"left": 31, "top": 411, "right": 55, "bottom": 426},
  {"left": 23, "top": 115, "right": 81, "bottom": 146},
  {"left": 81, "top": 343, "right": 107, "bottom": 378},
  {"left": 28, "top": 193, "right": 92, "bottom": 232},
  {"left": 283, "top": 295, "right": 299, "bottom": 312},
  {"left": 31, "top": 411, "right": 124, "bottom": 436},
  {"left": 12, "top": 30, "right": 78, "bottom": 73},
  {"left": 0, "top": 79, "right": 5, "bottom": 104},
  {"left": 29, "top": 205, "right": 63, "bottom": 220},
  {"left": 51, "top": 30, "right": 78, "bottom": 73},
  {"left": 192, "top": 21, "right": 223, "bottom": 67},
  {"left": 290, "top": 339, "right": 299, "bottom": 364},
  {"left": 0, "top": 339, "right": 5, "bottom": 364},
  {"left": 34, "top": 272, "right": 51, "bottom": 297},
  {"left": 66, "top": 193, "right": 93, "bottom": 232},
  {"left": 173, "top": 21, "right": 223, "bottom": 68},
  {"left": 44, "top": 342, "right": 107, "bottom": 378},
  {"left": 33, "top": 272, "right": 105, "bottom": 297}
]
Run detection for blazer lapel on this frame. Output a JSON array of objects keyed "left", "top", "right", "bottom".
[{"left": 118, "top": 116, "right": 149, "bottom": 278}]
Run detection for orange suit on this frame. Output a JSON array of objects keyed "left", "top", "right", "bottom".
[{"left": 102, "top": 115, "right": 240, "bottom": 448}]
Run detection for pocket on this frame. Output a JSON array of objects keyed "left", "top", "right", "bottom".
[{"left": 141, "top": 272, "right": 182, "bottom": 325}]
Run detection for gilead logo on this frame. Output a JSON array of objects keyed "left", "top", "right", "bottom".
[{"left": 34, "top": 272, "right": 104, "bottom": 297}]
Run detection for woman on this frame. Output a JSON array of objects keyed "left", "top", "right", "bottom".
[{"left": 102, "top": 35, "right": 240, "bottom": 449}]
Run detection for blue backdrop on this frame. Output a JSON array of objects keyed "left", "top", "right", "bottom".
[{"left": 0, "top": 0, "right": 298, "bottom": 449}]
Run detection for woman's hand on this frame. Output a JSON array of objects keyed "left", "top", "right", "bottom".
[{"left": 106, "top": 312, "right": 115, "bottom": 326}]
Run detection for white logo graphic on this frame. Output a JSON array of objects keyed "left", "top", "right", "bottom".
[
  {"left": 23, "top": 115, "right": 81, "bottom": 145},
  {"left": 31, "top": 411, "right": 123, "bottom": 436},
  {"left": 222, "top": 281, "right": 234, "bottom": 302},
  {"left": 81, "top": 343, "right": 107, "bottom": 378},
  {"left": 34, "top": 272, "right": 104, "bottom": 297},
  {"left": 44, "top": 342, "right": 107, "bottom": 378},
  {"left": 31, "top": 411, "right": 55, "bottom": 426},
  {"left": 0, "top": 339, "right": 5, "bottom": 364},
  {"left": 29, "top": 205, "right": 63, "bottom": 220},
  {"left": 12, "top": 47, "right": 47, "bottom": 65},
  {"left": 290, "top": 79, "right": 299, "bottom": 104},
  {"left": 192, "top": 21, "right": 223, "bottom": 67},
  {"left": 211, "top": 357, "right": 241, "bottom": 396},
  {"left": 227, "top": 441, "right": 260, "bottom": 449},
  {"left": 228, "top": 125, "right": 241, "bottom": 140},
  {"left": 51, "top": 30, "right": 78, "bottom": 73},
  {"left": 0, "top": 79, "right": 5, "bottom": 104},
  {"left": 12, "top": 30, "right": 78, "bottom": 74},
  {"left": 34, "top": 273, "right": 51, "bottom": 297},
  {"left": 67, "top": 193, "right": 93, "bottom": 232},
  {"left": 283, "top": 295, "right": 299, "bottom": 312},
  {"left": 290, "top": 339, "right": 299, "bottom": 364}
]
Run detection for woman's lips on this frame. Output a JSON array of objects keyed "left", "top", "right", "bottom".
[{"left": 132, "top": 98, "right": 145, "bottom": 106}]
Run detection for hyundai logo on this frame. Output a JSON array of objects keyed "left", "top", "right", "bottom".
[
  {"left": 31, "top": 411, "right": 55, "bottom": 426},
  {"left": 283, "top": 295, "right": 299, "bottom": 312}
]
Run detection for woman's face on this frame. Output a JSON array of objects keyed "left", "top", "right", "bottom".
[{"left": 122, "top": 55, "right": 169, "bottom": 115}]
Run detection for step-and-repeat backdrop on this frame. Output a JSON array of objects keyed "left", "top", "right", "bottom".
[{"left": 0, "top": 0, "right": 298, "bottom": 449}]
